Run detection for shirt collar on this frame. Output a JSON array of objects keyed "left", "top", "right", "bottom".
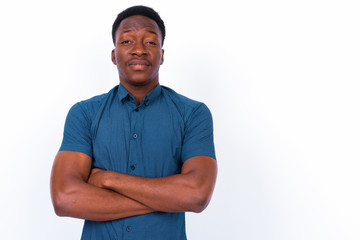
[
  {"left": 143, "top": 83, "right": 161, "bottom": 105},
  {"left": 118, "top": 83, "right": 161, "bottom": 105},
  {"left": 118, "top": 83, "right": 131, "bottom": 102}
]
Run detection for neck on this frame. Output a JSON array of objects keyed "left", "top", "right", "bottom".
[{"left": 120, "top": 80, "right": 158, "bottom": 105}]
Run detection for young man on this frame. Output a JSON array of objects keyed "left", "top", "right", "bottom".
[{"left": 50, "top": 5, "right": 217, "bottom": 240}]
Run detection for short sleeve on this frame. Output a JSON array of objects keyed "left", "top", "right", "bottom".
[
  {"left": 59, "top": 102, "right": 93, "bottom": 158},
  {"left": 181, "top": 103, "right": 216, "bottom": 162}
]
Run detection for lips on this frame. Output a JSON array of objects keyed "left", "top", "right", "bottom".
[{"left": 128, "top": 59, "right": 150, "bottom": 71}]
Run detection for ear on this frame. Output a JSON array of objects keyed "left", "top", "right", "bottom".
[
  {"left": 111, "top": 49, "right": 116, "bottom": 65},
  {"left": 160, "top": 49, "right": 164, "bottom": 65}
]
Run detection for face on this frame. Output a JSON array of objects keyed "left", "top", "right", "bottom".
[{"left": 111, "top": 15, "right": 164, "bottom": 89}]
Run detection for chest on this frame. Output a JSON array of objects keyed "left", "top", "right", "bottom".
[{"left": 91, "top": 102, "right": 184, "bottom": 177}]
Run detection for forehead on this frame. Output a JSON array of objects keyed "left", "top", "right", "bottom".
[{"left": 118, "top": 15, "right": 161, "bottom": 34}]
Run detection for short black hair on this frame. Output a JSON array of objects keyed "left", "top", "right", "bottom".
[{"left": 112, "top": 5, "right": 166, "bottom": 46}]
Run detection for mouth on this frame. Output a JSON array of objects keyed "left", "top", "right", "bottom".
[{"left": 128, "top": 60, "right": 150, "bottom": 71}]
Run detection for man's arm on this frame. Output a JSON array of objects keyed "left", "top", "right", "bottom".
[
  {"left": 50, "top": 151, "right": 154, "bottom": 221},
  {"left": 88, "top": 156, "right": 217, "bottom": 213}
]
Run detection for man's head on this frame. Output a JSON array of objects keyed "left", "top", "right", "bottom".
[
  {"left": 111, "top": 6, "right": 165, "bottom": 90},
  {"left": 112, "top": 5, "right": 166, "bottom": 46}
]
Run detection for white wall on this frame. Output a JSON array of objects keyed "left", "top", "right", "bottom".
[{"left": 1, "top": 0, "right": 359, "bottom": 239}]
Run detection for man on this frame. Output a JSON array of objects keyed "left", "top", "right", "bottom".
[{"left": 50, "top": 5, "right": 217, "bottom": 240}]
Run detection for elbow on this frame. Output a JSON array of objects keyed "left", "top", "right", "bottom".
[
  {"left": 192, "top": 197, "right": 210, "bottom": 213},
  {"left": 187, "top": 191, "right": 212, "bottom": 213},
  {"left": 51, "top": 189, "right": 76, "bottom": 217},
  {"left": 53, "top": 204, "right": 66, "bottom": 217},
  {"left": 52, "top": 192, "right": 69, "bottom": 217}
]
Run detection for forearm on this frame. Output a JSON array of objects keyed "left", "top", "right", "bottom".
[
  {"left": 51, "top": 151, "right": 155, "bottom": 221},
  {"left": 52, "top": 176, "right": 154, "bottom": 221},
  {"left": 103, "top": 172, "right": 205, "bottom": 213},
  {"left": 93, "top": 157, "right": 217, "bottom": 213}
]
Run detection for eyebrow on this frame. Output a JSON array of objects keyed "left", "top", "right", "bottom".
[
  {"left": 120, "top": 29, "right": 158, "bottom": 36},
  {"left": 146, "top": 30, "right": 157, "bottom": 35}
]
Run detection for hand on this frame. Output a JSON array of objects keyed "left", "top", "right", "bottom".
[{"left": 87, "top": 168, "right": 108, "bottom": 188}]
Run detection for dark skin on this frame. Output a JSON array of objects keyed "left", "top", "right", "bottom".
[
  {"left": 111, "top": 15, "right": 164, "bottom": 105},
  {"left": 50, "top": 15, "right": 217, "bottom": 221}
]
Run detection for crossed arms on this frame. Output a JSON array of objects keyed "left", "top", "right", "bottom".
[{"left": 50, "top": 151, "right": 217, "bottom": 221}]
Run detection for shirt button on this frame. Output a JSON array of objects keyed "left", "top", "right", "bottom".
[
  {"left": 130, "top": 165, "right": 135, "bottom": 170},
  {"left": 133, "top": 134, "right": 138, "bottom": 139},
  {"left": 126, "top": 226, "right": 131, "bottom": 232},
  {"left": 135, "top": 108, "right": 139, "bottom": 112}
]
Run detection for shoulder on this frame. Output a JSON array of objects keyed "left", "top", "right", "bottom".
[
  {"left": 160, "top": 85, "right": 212, "bottom": 121},
  {"left": 161, "top": 86, "right": 200, "bottom": 107},
  {"left": 66, "top": 85, "right": 119, "bottom": 123},
  {"left": 72, "top": 85, "right": 118, "bottom": 114}
]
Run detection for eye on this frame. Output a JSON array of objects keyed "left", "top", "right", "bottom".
[
  {"left": 146, "top": 41, "right": 157, "bottom": 46},
  {"left": 120, "top": 40, "right": 131, "bottom": 45}
]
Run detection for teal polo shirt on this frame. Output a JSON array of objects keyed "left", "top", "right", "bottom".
[{"left": 60, "top": 83, "right": 216, "bottom": 240}]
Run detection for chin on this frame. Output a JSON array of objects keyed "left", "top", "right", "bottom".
[
  {"left": 126, "top": 78, "right": 157, "bottom": 87},
  {"left": 129, "top": 74, "right": 158, "bottom": 85}
]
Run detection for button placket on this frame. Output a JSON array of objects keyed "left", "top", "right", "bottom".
[{"left": 128, "top": 104, "right": 140, "bottom": 173}]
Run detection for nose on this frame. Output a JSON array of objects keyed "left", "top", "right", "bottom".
[{"left": 131, "top": 42, "right": 147, "bottom": 56}]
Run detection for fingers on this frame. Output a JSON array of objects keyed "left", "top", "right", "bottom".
[{"left": 90, "top": 168, "right": 102, "bottom": 174}]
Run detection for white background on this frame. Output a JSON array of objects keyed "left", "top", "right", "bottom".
[{"left": 0, "top": 0, "right": 359, "bottom": 239}]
